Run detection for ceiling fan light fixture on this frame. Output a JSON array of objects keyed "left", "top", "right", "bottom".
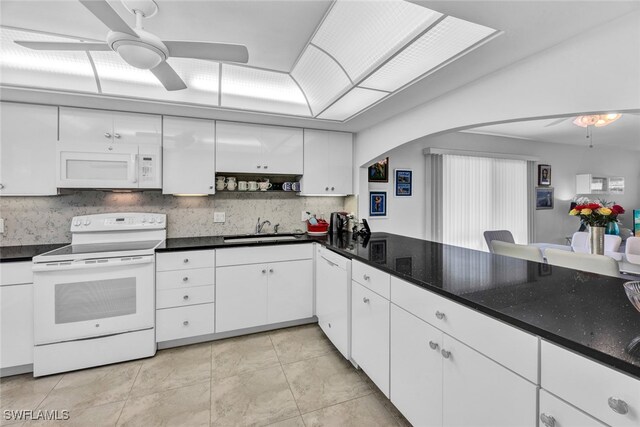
[
  {"left": 112, "top": 40, "right": 166, "bottom": 69},
  {"left": 573, "top": 113, "right": 621, "bottom": 128}
]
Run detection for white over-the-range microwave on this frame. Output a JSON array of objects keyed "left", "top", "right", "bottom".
[{"left": 56, "top": 141, "right": 161, "bottom": 189}]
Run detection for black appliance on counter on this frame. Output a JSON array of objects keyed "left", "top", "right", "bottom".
[{"left": 329, "top": 211, "right": 349, "bottom": 236}]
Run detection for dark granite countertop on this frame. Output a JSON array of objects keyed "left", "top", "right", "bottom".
[
  {"left": 0, "top": 243, "right": 69, "bottom": 263},
  {"left": 156, "top": 233, "right": 315, "bottom": 251}
]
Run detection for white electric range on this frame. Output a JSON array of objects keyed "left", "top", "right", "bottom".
[{"left": 32, "top": 212, "right": 166, "bottom": 376}]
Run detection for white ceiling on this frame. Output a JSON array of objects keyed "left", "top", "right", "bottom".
[
  {"left": 1, "top": 1, "right": 639, "bottom": 132},
  {"left": 463, "top": 111, "right": 640, "bottom": 151}
]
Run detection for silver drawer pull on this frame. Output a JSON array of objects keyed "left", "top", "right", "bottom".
[
  {"left": 269, "top": 268, "right": 274, "bottom": 273},
  {"left": 363, "top": 274, "right": 370, "bottom": 280},
  {"left": 363, "top": 297, "right": 370, "bottom": 303},
  {"left": 429, "top": 341, "right": 439, "bottom": 350},
  {"left": 183, "top": 320, "right": 189, "bottom": 326},
  {"left": 183, "top": 258, "right": 189, "bottom": 263},
  {"left": 104, "top": 132, "right": 111, "bottom": 138},
  {"left": 114, "top": 133, "right": 121, "bottom": 139},
  {"left": 441, "top": 349, "right": 451, "bottom": 359},
  {"left": 608, "top": 397, "right": 629, "bottom": 414},
  {"left": 540, "top": 413, "right": 555, "bottom": 427},
  {"left": 183, "top": 295, "right": 189, "bottom": 300},
  {"left": 435, "top": 311, "right": 446, "bottom": 320},
  {"left": 182, "top": 277, "right": 188, "bottom": 282},
  {"left": 262, "top": 269, "right": 267, "bottom": 274}
]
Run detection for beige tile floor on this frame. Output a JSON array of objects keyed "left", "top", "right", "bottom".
[{"left": 1, "top": 324, "right": 410, "bottom": 427}]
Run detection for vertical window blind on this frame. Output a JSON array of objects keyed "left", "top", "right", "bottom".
[{"left": 439, "top": 154, "right": 529, "bottom": 251}]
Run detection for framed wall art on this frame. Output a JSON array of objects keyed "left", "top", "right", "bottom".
[
  {"left": 394, "top": 169, "right": 412, "bottom": 197},
  {"left": 536, "top": 187, "right": 554, "bottom": 210},
  {"left": 369, "top": 191, "right": 387, "bottom": 217},
  {"left": 538, "top": 164, "right": 551, "bottom": 186},
  {"left": 368, "top": 157, "right": 389, "bottom": 182}
]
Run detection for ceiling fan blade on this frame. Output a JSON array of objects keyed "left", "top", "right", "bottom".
[
  {"left": 544, "top": 117, "right": 571, "bottom": 128},
  {"left": 150, "top": 62, "right": 187, "bottom": 91},
  {"left": 15, "top": 41, "right": 111, "bottom": 51},
  {"left": 164, "top": 41, "right": 249, "bottom": 63},
  {"left": 79, "top": 0, "right": 138, "bottom": 38}
]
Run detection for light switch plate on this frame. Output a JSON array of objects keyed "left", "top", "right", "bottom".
[
  {"left": 213, "top": 212, "right": 225, "bottom": 223},
  {"left": 0, "top": 218, "right": 4, "bottom": 234}
]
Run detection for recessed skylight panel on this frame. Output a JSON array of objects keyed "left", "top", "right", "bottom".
[
  {"left": 291, "top": 45, "right": 351, "bottom": 116},
  {"left": 361, "top": 16, "right": 497, "bottom": 92},
  {"left": 0, "top": 28, "right": 97, "bottom": 92},
  {"left": 311, "top": 0, "right": 442, "bottom": 82},
  {"left": 317, "top": 87, "right": 387, "bottom": 121},
  {"left": 221, "top": 64, "right": 310, "bottom": 116}
]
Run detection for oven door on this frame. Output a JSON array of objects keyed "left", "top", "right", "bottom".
[{"left": 33, "top": 255, "right": 155, "bottom": 345}]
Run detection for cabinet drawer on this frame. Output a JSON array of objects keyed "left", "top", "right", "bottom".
[
  {"left": 157, "top": 285, "right": 214, "bottom": 309},
  {"left": 318, "top": 246, "right": 350, "bottom": 270},
  {"left": 352, "top": 261, "right": 390, "bottom": 299},
  {"left": 156, "top": 250, "right": 214, "bottom": 271},
  {"left": 1, "top": 261, "right": 33, "bottom": 286},
  {"left": 156, "top": 303, "right": 215, "bottom": 342},
  {"left": 216, "top": 244, "right": 312, "bottom": 267},
  {"left": 539, "top": 390, "right": 605, "bottom": 427},
  {"left": 391, "top": 276, "right": 538, "bottom": 383},
  {"left": 156, "top": 268, "right": 214, "bottom": 290},
  {"left": 541, "top": 341, "right": 640, "bottom": 427}
]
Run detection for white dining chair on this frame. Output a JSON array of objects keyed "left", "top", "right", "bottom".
[
  {"left": 545, "top": 248, "right": 620, "bottom": 277},
  {"left": 571, "top": 232, "right": 589, "bottom": 253},
  {"left": 571, "top": 231, "right": 623, "bottom": 259},
  {"left": 491, "top": 241, "right": 544, "bottom": 263},
  {"left": 483, "top": 230, "right": 515, "bottom": 253},
  {"left": 626, "top": 236, "right": 640, "bottom": 265}
]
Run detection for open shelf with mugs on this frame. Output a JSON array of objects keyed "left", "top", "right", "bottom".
[{"left": 215, "top": 174, "right": 302, "bottom": 193}]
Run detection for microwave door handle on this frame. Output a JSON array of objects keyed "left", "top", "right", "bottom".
[
  {"left": 132, "top": 154, "right": 139, "bottom": 184},
  {"left": 32, "top": 256, "right": 154, "bottom": 272}
]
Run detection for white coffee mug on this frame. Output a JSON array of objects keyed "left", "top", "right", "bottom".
[
  {"left": 216, "top": 176, "right": 226, "bottom": 191},
  {"left": 248, "top": 181, "right": 258, "bottom": 191},
  {"left": 238, "top": 181, "right": 248, "bottom": 191},
  {"left": 226, "top": 177, "right": 237, "bottom": 191},
  {"left": 259, "top": 182, "right": 272, "bottom": 191}
]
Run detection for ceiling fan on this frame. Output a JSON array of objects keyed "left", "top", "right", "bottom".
[{"left": 14, "top": 0, "right": 249, "bottom": 91}]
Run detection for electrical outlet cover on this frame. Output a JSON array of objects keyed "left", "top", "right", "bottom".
[
  {"left": 0, "top": 218, "right": 4, "bottom": 234},
  {"left": 213, "top": 212, "right": 225, "bottom": 223}
]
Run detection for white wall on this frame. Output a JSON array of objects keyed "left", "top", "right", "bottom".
[{"left": 364, "top": 132, "right": 640, "bottom": 244}]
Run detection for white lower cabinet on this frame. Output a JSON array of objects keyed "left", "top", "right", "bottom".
[
  {"left": 391, "top": 304, "right": 443, "bottom": 427},
  {"left": 351, "top": 281, "right": 390, "bottom": 397},
  {"left": 1, "top": 279, "right": 34, "bottom": 370},
  {"left": 539, "top": 390, "right": 605, "bottom": 427},
  {"left": 267, "top": 259, "right": 313, "bottom": 324},
  {"left": 315, "top": 246, "right": 351, "bottom": 359},
  {"left": 156, "top": 304, "right": 215, "bottom": 342},
  {"left": 216, "top": 263, "right": 269, "bottom": 332}
]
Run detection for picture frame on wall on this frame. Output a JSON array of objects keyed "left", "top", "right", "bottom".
[
  {"left": 394, "top": 169, "right": 412, "bottom": 197},
  {"left": 536, "top": 187, "right": 554, "bottom": 210},
  {"left": 368, "top": 157, "right": 389, "bottom": 182},
  {"left": 538, "top": 164, "right": 551, "bottom": 186},
  {"left": 369, "top": 191, "right": 387, "bottom": 217}
]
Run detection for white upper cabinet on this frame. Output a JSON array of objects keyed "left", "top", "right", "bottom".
[
  {"left": 162, "top": 117, "right": 215, "bottom": 195},
  {"left": 216, "top": 121, "right": 303, "bottom": 174},
  {"left": 59, "top": 107, "right": 161, "bottom": 146},
  {"left": 0, "top": 102, "right": 58, "bottom": 196},
  {"left": 300, "top": 129, "right": 353, "bottom": 195}
]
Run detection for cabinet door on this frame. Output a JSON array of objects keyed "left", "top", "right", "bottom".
[
  {"left": 0, "top": 103, "right": 57, "bottom": 196},
  {"left": 59, "top": 107, "right": 114, "bottom": 144},
  {"left": 539, "top": 390, "right": 605, "bottom": 427},
  {"left": 162, "top": 117, "right": 215, "bottom": 195},
  {"left": 316, "top": 253, "right": 349, "bottom": 358},
  {"left": 351, "top": 282, "right": 390, "bottom": 397},
  {"left": 0, "top": 283, "right": 34, "bottom": 368},
  {"left": 390, "top": 304, "right": 443, "bottom": 427},
  {"left": 112, "top": 111, "right": 161, "bottom": 146},
  {"left": 301, "top": 129, "right": 330, "bottom": 195},
  {"left": 216, "top": 264, "right": 268, "bottom": 332},
  {"left": 327, "top": 131, "right": 353, "bottom": 195},
  {"left": 442, "top": 334, "right": 537, "bottom": 427},
  {"left": 215, "top": 121, "right": 264, "bottom": 174},
  {"left": 259, "top": 125, "right": 303, "bottom": 174},
  {"left": 267, "top": 259, "right": 313, "bottom": 324}
]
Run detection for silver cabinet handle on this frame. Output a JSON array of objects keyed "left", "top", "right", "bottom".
[
  {"left": 328, "top": 322, "right": 331, "bottom": 328},
  {"left": 257, "top": 165, "right": 261, "bottom": 169},
  {"left": 183, "top": 258, "right": 189, "bottom": 263},
  {"left": 331, "top": 187, "right": 335, "bottom": 191},
  {"left": 269, "top": 268, "right": 274, "bottom": 273},
  {"left": 104, "top": 132, "right": 111, "bottom": 138},
  {"left": 608, "top": 397, "right": 629, "bottom": 414},
  {"left": 0, "top": 183, "right": 4, "bottom": 189},
  {"left": 262, "top": 269, "right": 267, "bottom": 274},
  {"left": 209, "top": 185, "right": 214, "bottom": 190},
  {"left": 441, "top": 349, "right": 451, "bottom": 359},
  {"left": 435, "top": 311, "right": 446, "bottom": 320},
  {"left": 108, "top": 146, "right": 113, "bottom": 151},
  {"left": 182, "top": 277, "right": 188, "bottom": 282},
  {"left": 363, "top": 297, "right": 370, "bottom": 303},
  {"left": 325, "top": 187, "right": 329, "bottom": 191},
  {"left": 263, "top": 165, "right": 268, "bottom": 169},
  {"left": 540, "top": 413, "right": 555, "bottom": 427},
  {"left": 429, "top": 341, "right": 439, "bottom": 350},
  {"left": 114, "top": 133, "right": 121, "bottom": 139},
  {"left": 363, "top": 274, "right": 370, "bottom": 280},
  {"left": 183, "top": 320, "right": 189, "bottom": 326},
  {"left": 183, "top": 295, "right": 189, "bottom": 300}
]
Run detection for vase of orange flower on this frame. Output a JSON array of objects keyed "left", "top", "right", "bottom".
[{"left": 569, "top": 202, "right": 625, "bottom": 255}]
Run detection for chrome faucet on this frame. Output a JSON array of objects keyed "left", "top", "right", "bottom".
[{"left": 255, "top": 218, "right": 271, "bottom": 234}]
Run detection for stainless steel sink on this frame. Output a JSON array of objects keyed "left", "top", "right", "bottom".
[{"left": 223, "top": 234, "right": 302, "bottom": 244}]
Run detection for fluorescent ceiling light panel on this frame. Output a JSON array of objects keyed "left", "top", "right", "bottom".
[
  {"left": 361, "top": 16, "right": 497, "bottom": 92},
  {"left": 317, "top": 87, "right": 387, "bottom": 121},
  {"left": 291, "top": 45, "right": 351, "bottom": 115},
  {"left": 312, "top": 0, "right": 442, "bottom": 82},
  {"left": 0, "top": 28, "right": 97, "bottom": 92},
  {"left": 221, "top": 64, "right": 309, "bottom": 116}
]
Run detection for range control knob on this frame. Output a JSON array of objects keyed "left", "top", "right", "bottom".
[
  {"left": 73, "top": 219, "right": 82, "bottom": 226},
  {"left": 149, "top": 217, "right": 156, "bottom": 224},
  {"left": 157, "top": 217, "right": 164, "bottom": 224},
  {"left": 84, "top": 219, "right": 91, "bottom": 226},
  {"left": 141, "top": 217, "right": 147, "bottom": 223}
]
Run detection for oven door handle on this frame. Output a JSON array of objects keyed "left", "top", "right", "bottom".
[{"left": 32, "top": 256, "right": 154, "bottom": 272}]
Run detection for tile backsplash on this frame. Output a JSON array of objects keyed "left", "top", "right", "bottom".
[{"left": 0, "top": 191, "right": 346, "bottom": 246}]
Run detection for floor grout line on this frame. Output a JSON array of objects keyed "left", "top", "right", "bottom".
[
  {"left": 269, "top": 334, "right": 304, "bottom": 424},
  {"left": 32, "top": 373, "right": 65, "bottom": 411},
  {"left": 114, "top": 362, "right": 143, "bottom": 426}
]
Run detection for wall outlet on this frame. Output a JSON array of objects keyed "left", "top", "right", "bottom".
[
  {"left": 213, "top": 212, "right": 225, "bottom": 223},
  {"left": 301, "top": 211, "right": 310, "bottom": 222},
  {"left": 0, "top": 218, "right": 4, "bottom": 234}
]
